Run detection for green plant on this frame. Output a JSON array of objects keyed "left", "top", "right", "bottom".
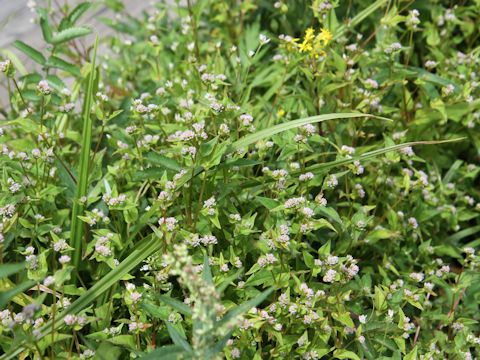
[{"left": 0, "top": 0, "right": 479, "bottom": 359}]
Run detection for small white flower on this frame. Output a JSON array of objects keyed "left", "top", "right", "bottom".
[
  {"left": 259, "top": 34, "right": 271, "bottom": 45},
  {"left": 37, "top": 80, "right": 52, "bottom": 95},
  {"left": 59, "top": 255, "right": 71, "bottom": 265}
]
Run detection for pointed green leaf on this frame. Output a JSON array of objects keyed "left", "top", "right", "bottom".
[
  {"left": 159, "top": 295, "right": 193, "bottom": 317},
  {"left": 13, "top": 41, "right": 46, "bottom": 65},
  {"left": 0, "top": 263, "right": 26, "bottom": 279},
  {"left": 52, "top": 27, "right": 93, "bottom": 45},
  {"left": 47, "top": 55, "right": 81, "bottom": 76},
  {"left": 217, "top": 287, "right": 273, "bottom": 327},
  {"left": 166, "top": 323, "right": 192, "bottom": 354},
  {"left": 140, "top": 345, "right": 185, "bottom": 360}
]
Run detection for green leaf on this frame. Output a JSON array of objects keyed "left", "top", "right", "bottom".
[
  {"left": 159, "top": 295, "right": 193, "bottom": 317},
  {"left": 145, "top": 152, "right": 183, "bottom": 172},
  {"left": 303, "top": 251, "right": 314, "bottom": 269},
  {"left": 39, "top": 15, "right": 54, "bottom": 43},
  {"left": 71, "top": 36, "right": 99, "bottom": 271},
  {"left": 334, "top": 0, "right": 387, "bottom": 39},
  {"left": 230, "top": 113, "right": 384, "bottom": 151},
  {"left": 202, "top": 253, "right": 213, "bottom": 285},
  {"left": 374, "top": 286, "right": 388, "bottom": 314},
  {"left": 445, "top": 225, "right": 480, "bottom": 244},
  {"left": 404, "top": 346, "right": 418, "bottom": 360},
  {"left": 334, "top": 349, "right": 361, "bottom": 360},
  {"left": 166, "top": 323, "right": 192, "bottom": 354},
  {"left": 217, "top": 268, "right": 243, "bottom": 293},
  {"left": 3, "top": 234, "right": 163, "bottom": 359},
  {"left": 51, "top": 27, "right": 93, "bottom": 45},
  {"left": 13, "top": 41, "right": 46, "bottom": 65},
  {"left": 107, "top": 335, "right": 136, "bottom": 350},
  {"left": 0, "top": 263, "right": 26, "bottom": 279},
  {"left": 46, "top": 55, "right": 81, "bottom": 76},
  {"left": 68, "top": 2, "right": 93, "bottom": 25},
  {"left": 140, "top": 302, "right": 169, "bottom": 321},
  {"left": 332, "top": 311, "right": 354, "bottom": 328},
  {"left": 0, "top": 280, "right": 36, "bottom": 309},
  {"left": 217, "top": 288, "right": 273, "bottom": 327},
  {"left": 140, "top": 345, "right": 185, "bottom": 360},
  {"left": 255, "top": 196, "right": 280, "bottom": 210}
]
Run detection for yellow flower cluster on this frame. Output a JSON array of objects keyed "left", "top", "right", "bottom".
[{"left": 299, "top": 27, "right": 332, "bottom": 57}]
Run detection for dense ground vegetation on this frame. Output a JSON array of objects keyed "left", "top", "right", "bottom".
[{"left": 0, "top": 0, "right": 479, "bottom": 358}]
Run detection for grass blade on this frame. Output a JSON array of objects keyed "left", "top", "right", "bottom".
[
  {"left": 2, "top": 234, "right": 162, "bottom": 359},
  {"left": 0, "top": 280, "right": 36, "bottom": 309},
  {"left": 140, "top": 345, "right": 186, "bottom": 360},
  {"left": 334, "top": 0, "right": 387, "bottom": 39},
  {"left": 216, "top": 287, "right": 273, "bottom": 328},
  {"left": 307, "top": 139, "right": 465, "bottom": 174},
  {"left": 0, "top": 263, "right": 26, "bottom": 279},
  {"left": 230, "top": 113, "right": 383, "bottom": 151},
  {"left": 70, "top": 36, "right": 99, "bottom": 273},
  {"left": 159, "top": 295, "right": 193, "bottom": 317},
  {"left": 166, "top": 323, "right": 193, "bottom": 354},
  {"left": 239, "top": 138, "right": 465, "bottom": 189}
]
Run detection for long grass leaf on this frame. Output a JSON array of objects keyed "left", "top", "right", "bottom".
[
  {"left": 159, "top": 295, "right": 193, "bottom": 317},
  {"left": 334, "top": 0, "right": 387, "bottom": 39},
  {"left": 216, "top": 287, "right": 273, "bottom": 328},
  {"left": 139, "top": 345, "right": 186, "bottom": 360},
  {"left": 0, "top": 263, "right": 26, "bottom": 279},
  {"left": 239, "top": 138, "right": 465, "bottom": 188},
  {"left": 0, "top": 280, "right": 36, "bottom": 309},
  {"left": 230, "top": 113, "right": 383, "bottom": 151},
  {"left": 70, "top": 36, "right": 99, "bottom": 273},
  {"left": 166, "top": 323, "right": 193, "bottom": 354},
  {"left": 1, "top": 234, "right": 162, "bottom": 359}
]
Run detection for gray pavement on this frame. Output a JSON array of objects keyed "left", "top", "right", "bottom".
[{"left": 0, "top": 0, "right": 157, "bottom": 107}]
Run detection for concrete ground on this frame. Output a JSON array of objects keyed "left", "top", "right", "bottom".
[
  {"left": 0, "top": 0, "right": 156, "bottom": 107},
  {"left": 0, "top": 0, "right": 155, "bottom": 49}
]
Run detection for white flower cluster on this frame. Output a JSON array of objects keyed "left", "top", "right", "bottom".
[
  {"left": 7, "top": 178, "right": 21, "bottom": 193},
  {"left": 325, "top": 174, "right": 338, "bottom": 188},
  {"left": 37, "top": 80, "right": 52, "bottom": 95},
  {"left": 124, "top": 283, "right": 142, "bottom": 304},
  {"left": 257, "top": 253, "right": 277, "bottom": 267},
  {"left": 316, "top": 254, "right": 359, "bottom": 283},
  {"left": 158, "top": 217, "right": 177, "bottom": 231},
  {"left": 102, "top": 193, "right": 127, "bottom": 206},
  {"left": 24, "top": 246, "right": 38, "bottom": 270},
  {"left": 406, "top": 9, "right": 420, "bottom": 29},
  {"left": 0, "top": 59, "right": 11, "bottom": 73},
  {"left": 299, "top": 172, "right": 314, "bottom": 182},
  {"left": 185, "top": 234, "right": 218, "bottom": 247},
  {"left": 64, "top": 314, "right": 86, "bottom": 327},
  {"left": 168, "top": 122, "right": 208, "bottom": 142},
  {"left": 239, "top": 114, "right": 255, "bottom": 132},
  {"left": 203, "top": 196, "right": 216, "bottom": 215},
  {"left": 53, "top": 238, "right": 68, "bottom": 252},
  {"left": 384, "top": 42, "right": 402, "bottom": 54},
  {"left": 95, "top": 234, "right": 114, "bottom": 257},
  {"left": 294, "top": 124, "right": 316, "bottom": 143},
  {"left": 85, "top": 208, "right": 110, "bottom": 226},
  {"left": 284, "top": 196, "right": 306, "bottom": 209}
]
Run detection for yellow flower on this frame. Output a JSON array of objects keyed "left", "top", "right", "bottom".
[
  {"left": 317, "top": 28, "right": 333, "bottom": 46},
  {"left": 310, "top": 28, "right": 332, "bottom": 57},
  {"left": 298, "top": 27, "right": 332, "bottom": 57},
  {"left": 277, "top": 109, "right": 285, "bottom": 118},
  {"left": 299, "top": 27, "right": 315, "bottom": 53}
]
